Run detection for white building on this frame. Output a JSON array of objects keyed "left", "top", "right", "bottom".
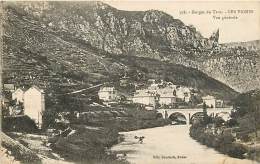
[
  {"left": 202, "top": 95, "right": 216, "bottom": 108},
  {"left": 98, "top": 87, "right": 117, "bottom": 102},
  {"left": 159, "top": 93, "right": 176, "bottom": 106},
  {"left": 216, "top": 99, "right": 224, "bottom": 108},
  {"left": 12, "top": 88, "right": 26, "bottom": 104},
  {"left": 184, "top": 92, "right": 192, "bottom": 103},
  {"left": 132, "top": 90, "right": 157, "bottom": 107},
  {"left": 157, "top": 88, "right": 176, "bottom": 106},
  {"left": 176, "top": 87, "right": 191, "bottom": 102},
  {"left": 24, "top": 86, "right": 45, "bottom": 128},
  {"left": 4, "top": 84, "right": 16, "bottom": 92}
]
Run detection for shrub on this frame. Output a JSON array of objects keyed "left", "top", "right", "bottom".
[{"left": 3, "top": 116, "right": 38, "bottom": 133}]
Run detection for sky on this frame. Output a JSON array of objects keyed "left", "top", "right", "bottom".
[{"left": 105, "top": 0, "right": 260, "bottom": 43}]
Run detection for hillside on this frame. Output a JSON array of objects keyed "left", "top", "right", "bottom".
[
  {"left": 2, "top": 1, "right": 239, "bottom": 111},
  {"left": 223, "top": 40, "right": 260, "bottom": 51},
  {"left": 5, "top": 1, "right": 258, "bottom": 92}
]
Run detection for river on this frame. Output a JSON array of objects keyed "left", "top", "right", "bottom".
[{"left": 111, "top": 125, "right": 257, "bottom": 164}]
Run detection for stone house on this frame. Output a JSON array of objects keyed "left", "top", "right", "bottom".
[
  {"left": 12, "top": 87, "right": 26, "bottom": 104},
  {"left": 98, "top": 87, "right": 118, "bottom": 102},
  {"left": 159, "top": 93, "right": 176, "bottom": 106},
  {"left": 132, "top": 90, "right": 158, "bottom": 108},
  {"left": 202, "top": 95, "right": 216, "bottom": 108},
  {"left": 24, "top": 86, "right": 45, "bottom": 128},
  {"left": 176, "top": 86, "right": 191, "bottom": 102},
  {"left": 157, "top": 88, "right": 176, "bottom": 106},
  {"left": 216, "top": 99, "right": 224, "bottom": 108}
]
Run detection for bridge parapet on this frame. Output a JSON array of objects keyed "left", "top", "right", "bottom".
[{"left": 157, "top": 107, "right": 232, "bottom": 125}]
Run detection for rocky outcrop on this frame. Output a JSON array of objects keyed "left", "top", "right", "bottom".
[
  {"left": 3, "top": 1, "right": 260, "bottom": 92},
  {"left": 223, "top": 40, "right": 260, "bottom": 51},
  {"left": 199, "top": 55, "right": 260, "bottom": 92},
  {"left": 3, "top": 1, "right": 239, "bottom": 104},
  {"left": 7, "top": 1, "right": 214, "bottom": 55}
]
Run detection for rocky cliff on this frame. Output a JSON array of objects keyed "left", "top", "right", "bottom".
[{"left": 3, "top": 1, "right": 258, "bottom": 95}]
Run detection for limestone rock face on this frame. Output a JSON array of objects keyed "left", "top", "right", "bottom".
[
  {"left": 4, "top": 1, "right": 260, "bottom": 92},
  {"left": 199, "top": 55, "right": 260, "bottom": 92}
]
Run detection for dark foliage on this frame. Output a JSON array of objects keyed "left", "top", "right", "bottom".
[
  {"left": 2, "top": 116, "right": 38, "bottom": 133},
  {"left": 233, "top": 89, "right": 260, "bottom": 137},
  {"left": 190, "top": 120, "right": 247, "bottom": 159}
]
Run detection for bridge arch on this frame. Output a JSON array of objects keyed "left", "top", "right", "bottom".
[
  {"left": 190, "top": 112, "right": 203, "bottom": 124},
  {"left": 168, "top": 112, "right": 187, "bottom": 125},
  {"left": 156, "top": 113, "right": 163, "bottom": 119},
  {"left": 156, "top": 107, "right": 232, "bottom": 125}
]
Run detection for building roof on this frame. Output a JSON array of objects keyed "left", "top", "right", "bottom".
[
  {"left": 157, "top": 88, "right": 175, "bottom": 94},
  {"left": 99, "top": 87, "right": 116, "bottom": 92},
  {"left": 26, "top": 85, "right": 44, "bottom": 93},
  {"left": 202, "top": 95, "right": 215, "bottom": 100},
  {"left": 160, "top": 93, "right": 176, "bottom": 98},
  {"left": 13, "top": 87, "right": 27, "bottom": 93},
  {"left": 3, "top": 84, "right": 15, "bottom": 91},
  {"left": 134, "top": 90, "right": 156, "bottom": 97},
  {"left": 176, "top": 86, "right": 191, "bottom": 93},
  {"left": 148, "top": 79, "right": 156, "bottom": 83}
]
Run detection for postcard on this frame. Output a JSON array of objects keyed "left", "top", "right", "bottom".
[{"left": 0, "top": 1, "right": 259, "bottom": 163}]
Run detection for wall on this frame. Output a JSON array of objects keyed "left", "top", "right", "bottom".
[
  {"left": 133, "top": 96, "right": 155, "bottom": 106},
  {"left": 159, "top": 97, "right": 175, "bottom": 105},
  {"left": 12, "top": 89, "right": 24, "bottom": 103},
  {"left": 24, "top": 88, "right": 45, "bottom": 128}
]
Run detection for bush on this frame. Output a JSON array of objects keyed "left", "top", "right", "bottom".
[
  {"left": 226, "top": 144, "right": 246, "bottom": 159},
  {"left": 3, "top": 116, "right": 38, "bottom": 133},
  {"left": 190, "top": 123, "right": 246, "bottom": 159},
  {"left": 226, "top": 118, "right": 238, "bottom": 127},
  {"left": 42, "top": 110, "right": 58, "bottom": 129},
  {"left": 50, "top": 126, "right": 119, "bottom": 162},
  {"left": 214, "top": 117, "right": 225, "bottom": 127}
]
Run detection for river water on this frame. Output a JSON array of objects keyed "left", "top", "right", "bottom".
[{"left": 111, "top": 125, "right": 257, "bottom": 164}]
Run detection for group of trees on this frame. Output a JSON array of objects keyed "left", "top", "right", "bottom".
[
  {"left": 232, "top": 90, "right": 260, "bottom": 138},
  {"left": 201, "top": 89, "right": 260, "bottom": 139}
]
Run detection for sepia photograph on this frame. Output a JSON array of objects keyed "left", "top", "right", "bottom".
[{"left": 0, "top": 0, "right": 260, "bottom": 163}]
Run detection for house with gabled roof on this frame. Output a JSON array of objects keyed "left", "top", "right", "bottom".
[
  {"left": 12, "top": 87, "right": 27, "bottom": 104},
  {"left": 159, "top": 92, "right": 176, "bottom": 106},
  {"left": 98, "top": 87, "right": 118, "bottom": 102},
  {"left": 202, "top": 95, "right": 216, "bottom": 108},
  {"left": 132, "top": 89, "right": 158, "bottom": 108},
  {"left": 24, "top": 85, "right": 45, "bottom": 128}
]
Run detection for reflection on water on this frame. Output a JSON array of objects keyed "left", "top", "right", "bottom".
[{"left": 111, "top": 125, "right": 257, "bottom": 164}]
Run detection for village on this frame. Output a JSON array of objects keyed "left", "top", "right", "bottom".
[
  {"left": 1, "top": 78, "right": 226, "bottom": 129},
  {"left": 3, "top": 79, "right": 248, "bottom": 163}
]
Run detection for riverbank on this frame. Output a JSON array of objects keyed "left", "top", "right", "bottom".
[
  {"left": 2, "top": 109, "right": 170, "bottom": 163},
  {"left": 111, "top": 125, "right": 254, "bottom": 164},
  {"left": 190, "top": 123, "right": 260, "bottom": 162},
  {"left": 47, "top": 109, "right": 170, "bottom": 163}
]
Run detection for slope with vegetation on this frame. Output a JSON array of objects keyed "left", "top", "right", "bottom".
[
  {"left": 190, "top": 89, "right": 260, "bottom": 162},
  {"left": 5, "top": 2, "right": 260, "bottom": 163},
  {"left": 3, "top": 1, "right": 238, "bottom": 113},
  {"left": 4, "top": 1, "right": 260, "bottom": 92}
]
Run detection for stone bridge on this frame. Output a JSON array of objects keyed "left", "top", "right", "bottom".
[{"left": 157, "top": 107, "right": 232, "bottom": 125}]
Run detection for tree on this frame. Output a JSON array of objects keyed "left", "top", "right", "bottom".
[
  {"left": 238, "top": 104, "right": 260, "bottom": 138},
  {"left": 233, "top": 90, "right": 260, "bottom": 138},
  {"left": 203, "top": 102, "right": 211, "bottom": 124},
  {"left": 42, "top": 109, "right": 58, "bottom": 129},
  {"left": 213, "top": 117, "right": 225, "bottom": 127},
  {"left": 203, "top": 102, "right": 207, "bottom": 118}
]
